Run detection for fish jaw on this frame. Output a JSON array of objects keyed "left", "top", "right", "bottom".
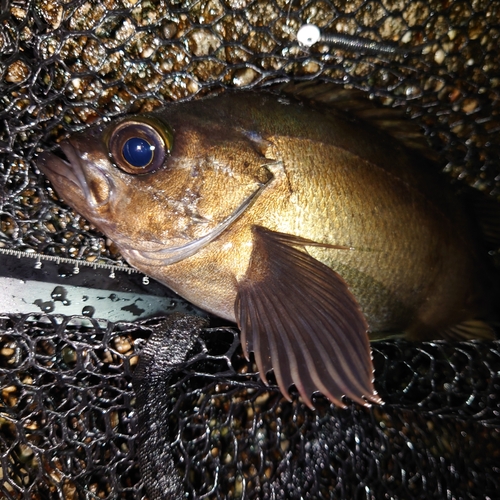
[
  {"left": 37, "top": 143, "right": 91, "bottom": 200},
  {"left": 37, "top": 138, "right": 117, "bottom": 228}
]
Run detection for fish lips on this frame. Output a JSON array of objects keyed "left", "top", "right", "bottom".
[{"left": 37, "top": 140, "right": 113, "bottom": 210}]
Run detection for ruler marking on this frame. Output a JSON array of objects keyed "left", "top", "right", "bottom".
[{"left": 0, "top": 248, "right": 140, "bottom": 274}]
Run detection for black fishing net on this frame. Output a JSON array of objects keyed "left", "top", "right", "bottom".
[{"left": 1, "top": 0, "right": 500, "bottom": 498}]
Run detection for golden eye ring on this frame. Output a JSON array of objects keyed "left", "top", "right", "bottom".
[{"left": 108, "top": 117, "right": 173, "bottom": 175}]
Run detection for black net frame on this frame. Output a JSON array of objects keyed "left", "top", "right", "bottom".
[{"left": 1, "top": 0, "right": 500, "bottom": 498}]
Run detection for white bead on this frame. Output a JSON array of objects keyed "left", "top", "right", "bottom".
[{"left": 297, "top": 24, "right": 321, "bottom": 47}]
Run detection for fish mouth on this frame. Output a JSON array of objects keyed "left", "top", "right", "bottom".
[
  {"left": 38, "top": 142, "right": 89, "bottom": 195},
  {"left": 121, "top": 179, "right": 272, "bottom": 266},
  {"left": 37, "top": 141, "right": 111, "bottom": 207}
]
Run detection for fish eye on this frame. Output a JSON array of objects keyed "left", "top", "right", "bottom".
[
  {"left": 108, "top": 118, "right": 173, "bottom": 175},
  {"left": 123, "top": 137, "right": 154, "bottom": 167}
]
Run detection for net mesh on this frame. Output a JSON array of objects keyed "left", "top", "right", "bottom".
[{"left": 1, "top": 0, "right": 500, "bottom": 498}]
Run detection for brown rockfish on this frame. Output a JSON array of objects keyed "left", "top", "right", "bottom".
[{"left": 37, "top": 92, "right": 496, "bottom": 408}]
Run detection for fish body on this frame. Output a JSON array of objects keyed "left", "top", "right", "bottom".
[{"left": 37, "top": 93, "right": 495, "bottom": 408}]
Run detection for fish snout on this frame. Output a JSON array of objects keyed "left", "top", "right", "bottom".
[{"left": 37, "top": 139, "right": 112, "bottom": 209}]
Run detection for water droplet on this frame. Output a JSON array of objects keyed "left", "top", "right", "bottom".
[
  {"left": 121, "top": 302, "right": 145, "bottom": 316},
  {"left": 34, "top": 299, "right": 55, "bottom": 313},
  {"left": 51, "top": 286, "right": 70, "bottom": 306},
  {"left": 58, "top": 264, "right": 74, "bottom": 278},
  {"left": 82, "top": 306, "right": 95, "bottom": 317}
]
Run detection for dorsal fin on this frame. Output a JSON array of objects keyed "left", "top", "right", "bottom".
[{"left": 267, "top": 81, "right": 438, "bottom": 162}]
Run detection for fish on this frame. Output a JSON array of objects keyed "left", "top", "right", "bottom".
[{"left": 37, "top": 92, "right": 498, "bottom": 409}]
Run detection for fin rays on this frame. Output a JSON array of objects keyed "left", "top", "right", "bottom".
[
  {"left": 265, "top": 235, "right": 373, "bottom": 384},
  {"left": 235, "top": 226, "right": 381, "bottom": 408},
  {"left": 441, "top": 319, "right": 496, "bottom": 341}
]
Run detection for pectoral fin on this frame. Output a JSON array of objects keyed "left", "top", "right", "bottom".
[{"left": 234, "top": 226, "right": 381, "bottom": 409}]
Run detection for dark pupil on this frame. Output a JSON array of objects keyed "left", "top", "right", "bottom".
[{"left": 123, "top": 137, "right": 154, "bottom": 167}]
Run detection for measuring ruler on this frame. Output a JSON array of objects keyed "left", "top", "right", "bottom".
[{"left": 0, "top": 248, "right": 206, "bottom": 322}]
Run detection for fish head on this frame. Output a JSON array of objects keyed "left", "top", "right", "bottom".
[{"left": 37, "top": 99, "right": 275, "bottom": 265}]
